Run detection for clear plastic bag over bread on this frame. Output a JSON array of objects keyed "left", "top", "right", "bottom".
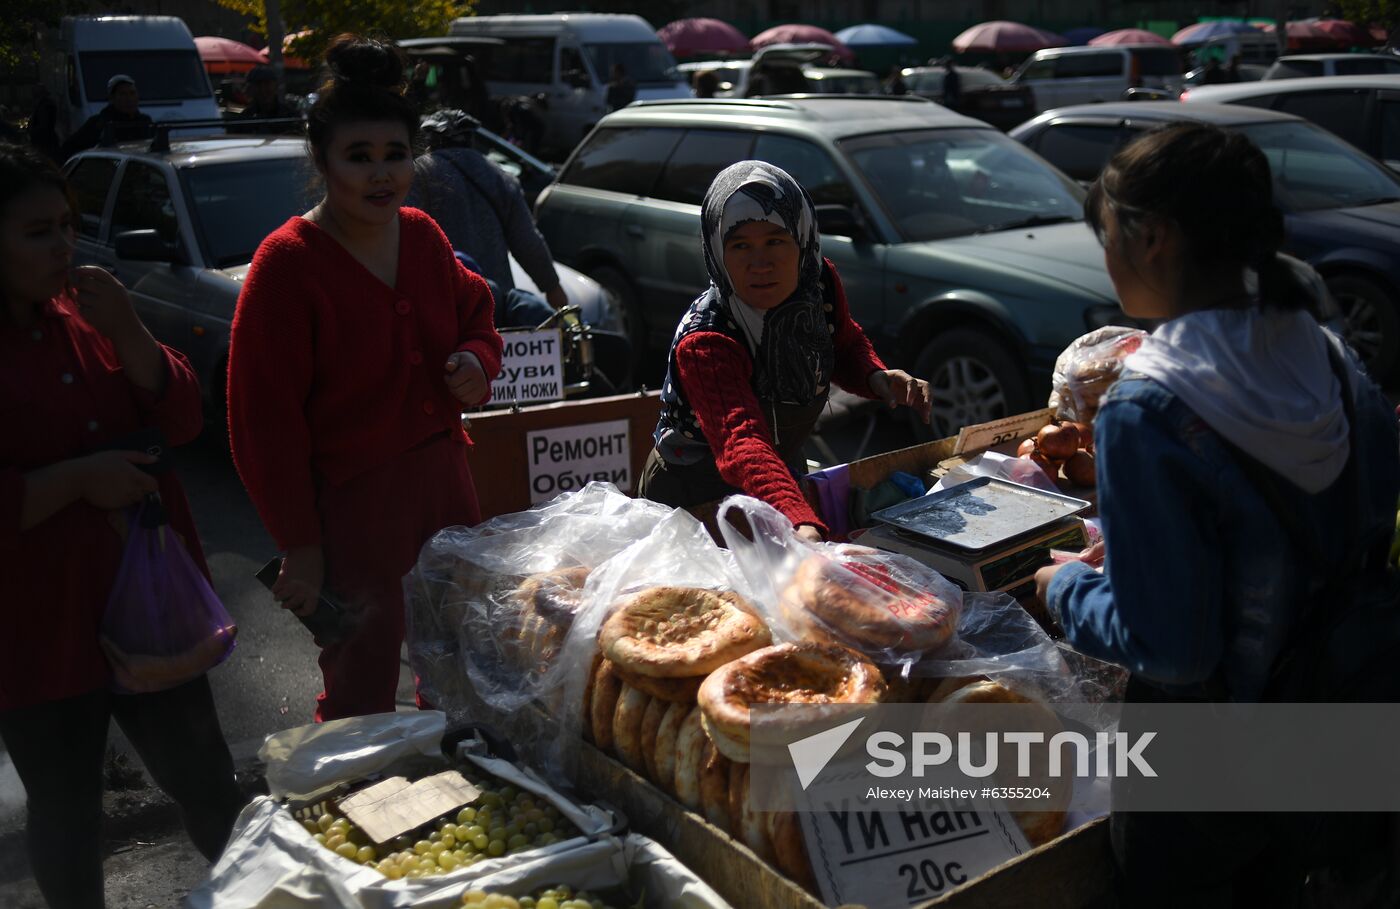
[
  {"left": 405, "top": 482, "right": 674, "bottom": 717},
  {"left": 1048, "top": 327, "right": 1148, "bottom": 423},
  {"left": 717, "top": 496, "right": 963, "bottom": 673}
]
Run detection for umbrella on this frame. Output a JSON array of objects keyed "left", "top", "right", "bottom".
[
  {"left": 1309, "top": 18, "right": 1378, "bottom": 47},
  {"left": 1063, "top": 27, "right": 1107, "bottom": 46},
  {"left": 195, "top": 36, "right": 267, "bottom": 74},
  {"left": 1171, "top": 21, "right": 1261, "bottom": 47},
  {"left": 751, "top": 24, "right": 856, "bottom": 61},
  {"left": 657, "top": 18, "right": 749, "bottom": 57},
  {"left": 1260, "top": 20, "right": 1341, "bottom": 51},
  {"left": 833, "top": 24, "right": 918, "bottom": 48},
  {"left": 951, "top": 20, "right": 1067, "bottom": 54},
  {"left": 1089, "top": 28, "right": 1172, "bottom": 47}
]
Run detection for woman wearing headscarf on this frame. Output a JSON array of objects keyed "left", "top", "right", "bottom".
[{"left": 638, "top": 161, "right": 930, "bottom": 539}]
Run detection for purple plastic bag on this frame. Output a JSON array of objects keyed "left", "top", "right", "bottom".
[{"left": 99, "top": 495, "right": 237, "bottom": 693}]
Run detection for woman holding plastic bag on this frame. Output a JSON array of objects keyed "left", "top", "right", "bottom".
[
  {"left": 638, "top": 161, "right": 931, "bottom": 539},
  {"left": 227, "top": 35, "right": 503, "bottom": 721},
  {"left": 1033, "top": 124, "right": 1400, "bottom": 903},
  {"left": 0, "top": 143, "right": 243, "bottom": 908}
]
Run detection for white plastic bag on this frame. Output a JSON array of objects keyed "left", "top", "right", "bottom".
[{"left": 1048, "top": 326, "right": 1147, "bottom": 423}]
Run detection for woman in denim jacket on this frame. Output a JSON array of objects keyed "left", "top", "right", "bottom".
[{"left": 1034, "top": 123, "right": 1399, "bottom": 905}]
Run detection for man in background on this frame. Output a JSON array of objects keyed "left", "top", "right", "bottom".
[
  {"left": 231, "top": 66, "right": 301, "bottom": 133},
  {"left": 60, "top": 74, "right": 153, "bottom": 158}
]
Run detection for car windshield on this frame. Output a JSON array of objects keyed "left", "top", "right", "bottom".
[
  {"left": 840, "top": 128, "right": 1085, "bottom": 242},
  {"left": 583, "top": 42, "right": 680, "bottom": 85},
  {"left": 180, "top": 158, "right": 318, "bottom": 267},
  {"left": 1238, "top": 121, "right": 1400, "bottom": 213},
  {"left": 79, "top": 50, "right": 209, "bottom": 102}
]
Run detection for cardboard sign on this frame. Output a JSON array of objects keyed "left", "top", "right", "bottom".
[
  {"left": 952, "top": 408, "right": 1055, "bottom": 456},
  {"left": 338, "top": 771, "right": 481, "bottom": 845},
  {"left": 491, "top": 329, "right": 564, "bottom": 405},
  {"left": 525, "top": 419, "right": 630, "bottom": 504},
  {"left": 797, "top": 794, "right": 1029, "bottom": 907}
]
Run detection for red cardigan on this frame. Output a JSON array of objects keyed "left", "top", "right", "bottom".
[
  {"left": 227, "top": 208, "right": 503, "bottom": 551},
  {"left": 0, "top": 293, "right": 207, "bottom": 710},
  {"left": 674, "top": 261, "right": 885, "bottom": 533}
]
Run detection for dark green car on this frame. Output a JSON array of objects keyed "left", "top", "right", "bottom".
[{"left": 533, "top": 95, "right": 1124, "bottom": 437}]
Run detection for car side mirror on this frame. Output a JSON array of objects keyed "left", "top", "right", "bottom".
[
  {"left": 565, "top": 69, "right": 591, "bottom": 90},
  {"left": 114, "top": 229, "right": 181, "bottom": 264},
  {"left": 815, "top": 204, "right": 868, "bottom": 241}
]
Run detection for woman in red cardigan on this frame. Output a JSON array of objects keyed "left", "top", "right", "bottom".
[
  {"left": 639, "top": 161, "right": 931, "bottom": 538},
  {"left": 0, "top": 143, "right": 243, "bottom": 907},
  {"left": 227, "top": 35, "right": 503, "bottom": 721}
]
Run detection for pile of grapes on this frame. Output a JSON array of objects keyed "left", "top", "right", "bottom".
[
  {"left": 299, "top": 775, "right": 580, "bottom": 879},
  {"left": 460, "top": 885, "right": 631, "bottom": 908}
]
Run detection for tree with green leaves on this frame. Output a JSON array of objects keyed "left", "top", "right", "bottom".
[
  {"left": 1335, "top": 0, "right": 1399, "bottom": 44},
  {"left": 214, "top": 0, "right": 472, "bottom": 65},
  {"left": 0, "top": 0, "right": 90, "bottom": 71}
]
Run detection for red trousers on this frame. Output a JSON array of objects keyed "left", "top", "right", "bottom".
[{"left": 314, "top": 434, "right": 479, "bottom": 722}]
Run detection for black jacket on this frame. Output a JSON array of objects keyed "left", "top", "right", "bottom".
[{"left": 60, "top": 106, "right": 154, "bottom": 159}]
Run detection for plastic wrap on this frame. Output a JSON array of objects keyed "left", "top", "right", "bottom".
[
  {"left": 718, "top": 495, "right": 964, "bottom": 673},
  {"left": 1047, "top": 326, "right": 1148, "bottom": 423},
  {"left": 405, "top": 483, "right": 675, "bottom": 718},
  {"left": 928, "top": 450, "right": 1060, "bottom": 495}
]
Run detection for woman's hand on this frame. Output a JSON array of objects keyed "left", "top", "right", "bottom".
[
  {"left": 70, "top": 266, "right": 144, "bottom": 345},
  {"left": 273, "top": 545, "right": 324, "bottom": 617},
  {"left": 1034, "top": 542, "right": 1105, "bottom": 605},
  {"left": 795, "top": 524, "right": 824, "bottom": 543},
  {"left": 76, "top": 450, "right": 159, "bottom": 509},
  {"left": 545, "top": 284, "right": 568, "bottom": 312},
  {"left": 869, "top": 369, "right": 932, "bottom": 424},
  {"left": 445, "top": 351, "right": 489, "bottom": 406}
]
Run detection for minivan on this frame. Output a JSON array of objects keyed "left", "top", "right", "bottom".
[
  {"left": 44, "top": 16, "right": 220, "bottom": 142},
  {"left": 1014, "top": 45, "right": 1184, "bottom": 112},
  {"left": 448, "top": 13, "right": 691, "bottom": 157}
]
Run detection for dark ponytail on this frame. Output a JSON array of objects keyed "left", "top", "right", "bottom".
[
  {"left": 306, "top": 34, "right": 418, "bottom": 162},
  {"left": 1085, "top": 122, "right": 1317, "bottom": 314}
]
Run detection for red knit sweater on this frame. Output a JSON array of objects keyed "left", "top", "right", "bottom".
[
  {"left": 227, "top": 208, "right": 503, "bottom": 550},
  {"left": 674, "top": 261, "right": 884, "bottom": 533}
]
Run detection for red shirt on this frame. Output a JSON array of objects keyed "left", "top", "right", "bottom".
[
  {"left": 675, "top": 261, "right": 885, "bottom": 533},
  {"left": 0, "top": 293, "right": 207, "bottom": 710},
  {"left": 227, "top": 208, "right": 503, "bottom": 551}
]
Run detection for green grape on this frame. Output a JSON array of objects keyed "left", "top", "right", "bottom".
[
  {"left": 356, "top": 846, "right": 375, "bottom": 864},
  {"left": 488, "top": 839, "right": 506, "bottom": 857},
  {"left": 414, "top": 840, "right": 432, "bottom": 855},
  {"left": 457, "top": 807, "right": 477, "bottom": 825},
  {"left": 335, "top": 842, "right": 358, "bottom": 860}
]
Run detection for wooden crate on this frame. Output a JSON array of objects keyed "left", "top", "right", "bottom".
[{"left": 574, "top": 742, "right": 1113, "bottom": 909}]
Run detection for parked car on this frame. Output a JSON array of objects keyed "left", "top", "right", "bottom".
[
  {"left": 42, "top": 15, "right": 220, "bottom": 142},
  {"left": 901, "top": 65, "right": 1036, "bottom": 130},
  {"left": 1011, "top": 101, "right": 1400, "bottom": 377},
  {"left": 446, "top": 13, "right": 691, "bottom": 158},
  {"left": 63, "top": 127, "right": 629, "bottom": 425},
  {"left": 1265, "top": 53, "right": 1400, "bottom": 79},
  {"left": 803, "top": 67, "right": 882, "bottom": 94},
  {"left": 1013, "top": 45, "right": 1184, "bottom": 113},
  {"left": 1191, "top": 33, "right": 1280, "bottom": 67},
  {"left": 535, "top": 95, "right": 1124, "bottom": 437},
  {"left": 676, "top": 44, "right": 837, "bottom": 98},
  {"left": 1181, "top": 61, "right": 1270, "bottom": 86},
  {"left": 1181, "top": 74, "right": 1400, "bottom": 172}
]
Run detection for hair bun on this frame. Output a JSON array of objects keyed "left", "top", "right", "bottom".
[{"left": 325, "top": 34, "right": 405, "bottom": 92}]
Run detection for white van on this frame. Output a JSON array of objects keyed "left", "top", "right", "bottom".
[
  {"left": 1014, "top": 45, "right": 1184, "bottom": 112},
  {"left": 448, "top": 13, "right": 691, "bottom": 156},
  {"left": 44, "top": 16, "right": 220, "bottom": 140}
]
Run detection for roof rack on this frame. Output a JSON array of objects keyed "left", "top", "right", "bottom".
[
  {"left": 98, "top": 117, "right": 304, "bottom": 153},
  {"left": 628, "top": 98, "right": 803, "bottom": 111}
]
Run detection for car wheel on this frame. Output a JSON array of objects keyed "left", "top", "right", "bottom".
[
  {"left": 1327, "top": 273, "right": 1400, "bottom": 380},
  {"left": 912, "top": 328, "right": 1032, "bottom": 441},
  {"left": 587, "top": 264, "right": 648, "bottom": 375}
]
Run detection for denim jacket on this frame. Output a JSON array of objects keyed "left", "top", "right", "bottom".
[{"left": 1046, "top": 360, "right": 1399, "bottom": 701}]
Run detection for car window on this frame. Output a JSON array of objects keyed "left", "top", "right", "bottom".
[
  {"left": 1055, "top": 53, "right": 1122, "bottom": 79},
  {"left": 1269, "top": 60, "right": 1324, "bottom": 79},
  {"left": 1336, "top": 58, "right": 1400, "bottom": 75},
  {"left": 905, "top": 71, "right": 943, "bottom": 93},
  {"left": 180, "top": 158, "right": 318, "bottom": 268},
  {"left": 475, "top": 38, "right": 556, "bottom": 85},
  {"left": 583, "top": 42, "right": 679, "bottom": 86},
  {"left": 841, "top": 128, "right": 1084, "bottom": 242},
  {"left": 651, "top": 129, "right": 754, "bottom": 205},
  {"left": 1019, "top": 59, "right": 1055, "bottom": 81},
  {"left": 1273, "top": 90, "right": 1369, "bottom": 149},
  {"left": 1031, "top": 124, "right": 1126, "bottom": 182},
  {"left": 1133, "top": 48, "right": 1182, "bottom": 76},
  {"left": 1240, "top": 121, "right": 1400, "bottom": 213},
  {"left": 560, "top": 47, "right": 590, "bottom": 86},
  {"left": 1381, "top": 100, "right": 1400, "bottom": 169},
  {"left": 960, "top": 68, "right": 1005, "bottom": 87},
  {"left": 78, "top": 50, "right": 208, "bottom": 102},
  {"left": 110, "top": 161, "right": 178, "bottom": 246},
  {"left": 67, "top": 156, "right": 119, "bottom": 240},
  {"left": 559, "top": 127, "right": 681, "bottom": 196},
  {"left": 753, "top": 134, "right": 855, "bottom": 207}
]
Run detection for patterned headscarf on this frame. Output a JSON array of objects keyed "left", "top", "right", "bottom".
[{"left": 698, "top": 161, "right": 832, "bottom": 404}]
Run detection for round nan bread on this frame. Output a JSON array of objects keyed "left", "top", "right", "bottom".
[
  {"left": 599, "top": 587, "right": 770, "bottom": 679},
  {"left": 737, "top": 766, "right": 776, "bottom": 862},
  {"left": 614, "top": 663, "right": 704, "bottom": 704},
  {"left": 766, "top": 811, "right": 816, "bottom": 891},
  {"left": 784, "top": 551, "right": 957, "bottom": 653},
  {"left": 698, "top": 740, "right": 733, "bottom": 834},
  {"left": 639, "top": 695, "right": 668, "bottom": 783},
  {"left": 672, "top": 706, "right": 706, "bottom": 811},
  {"left": 580, "top": 652, "right": 602, "bottom": 743},
  {"left": 727, "top": 762, "right": 746, "bottom": 839},
  {"left": 652, "top": 701, "right": 688, "bottom": 794},
  {"left": 612, "top": 685, "right": 652, "bottom": 773},
  {"left": 699, "top": 642, "right": 886, "bottom": 763},
  {"left": 589, "top": 659, "right": 623, "bottom": 753},
  {"left": 515, "top": 566, "right": 590, "bottom": 622}
]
